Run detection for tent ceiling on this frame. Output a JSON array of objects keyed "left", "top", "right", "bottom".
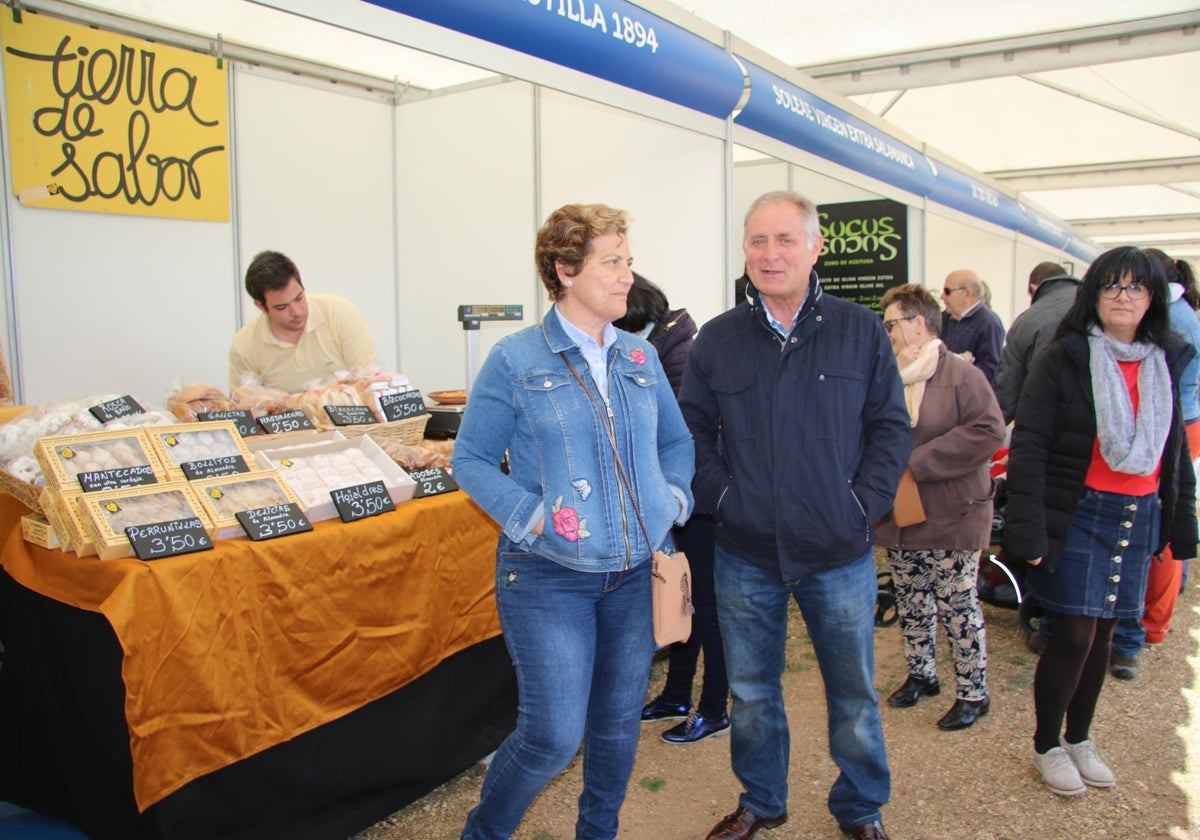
[
  {"left": 60, "top": 0, "right": 1200, "bottom": 260},
  {"left": 676, "top": 0, "right": 1200, "bottom": 260}
]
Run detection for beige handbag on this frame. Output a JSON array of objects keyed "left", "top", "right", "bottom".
[
  {"left": 561, "top": 354, "right": 694, "bottom": 647},
  {"left": 649, "top": 546, "right": 694, "bottom": 647}
]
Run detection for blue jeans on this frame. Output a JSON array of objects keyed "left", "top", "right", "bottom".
[
  {"left": 714, "top": 545, "right": 889, "bottom": 829},
  {"left": 1111, "top": 614, "right": 1146, "bottom": 659},
  {"left": 461, "top": 537, "right": 655, "bottom": 840}
]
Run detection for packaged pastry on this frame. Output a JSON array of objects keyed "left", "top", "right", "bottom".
[
  {"left": 34, "top": 428, "right": 168, "bottom": 493},
  {"left": 191, "top": 471, "right": 305, "bottom": 539},
  {"left": 230, "top": 380, "right": 291, "bottom": 418},
  {"left": 254, "top": 436, "right": 415, "bottom": 521},
  {"left": 21, "top": 512, "right": 61, "bottom": 549},
  {"left": 144, "top": 421, "right": 257, "bottom": 481},
  {"left": 39, "top": 488, "right": 73, "bottom": 552},
  {"left": 79, "top": 482, "right": 213, "bottom": 560},
  {"left": 166, "top": 381, "right": 233, "bottom": 422},
  {"left": 56, "top": 490, "right": 95, "bottom": 556},
  {"left": 375, "top": 438, "right": 454, "bottom": 472},
  {"left": 355, "top": 373, "right": 412, "bottom": 421}
]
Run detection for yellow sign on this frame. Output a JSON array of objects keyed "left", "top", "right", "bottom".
[{"left": 0, "top": 13, "right": 229, "bottom": 221}]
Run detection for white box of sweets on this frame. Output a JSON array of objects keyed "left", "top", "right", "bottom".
[{"left": 252, "top": 435, "right": 415, "bottom": 522}]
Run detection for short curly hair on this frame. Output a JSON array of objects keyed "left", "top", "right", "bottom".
[
  {"left": 535, "top": 204, "right": 629, "bottom": 301},
  {"left": 878, "top": 283, "right": 942, "bottom": 337}
]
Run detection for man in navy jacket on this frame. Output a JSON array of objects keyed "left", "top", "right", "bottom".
[
  {"left": 940, "top": 269, "right": 1006, "bottom": 383},
  {"left": 679, "top": 191, "right": 911, "bottom": 840}
]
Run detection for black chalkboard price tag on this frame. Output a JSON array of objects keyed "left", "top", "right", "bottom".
[
  {"left": 236, "top": 503, "right": 313, "bottom": 541},
  {"left": 257, "top": 410, "right": 316, "bottom": 435},
  {"left": 409, "top": 467, "right": 459, "bottom": 499},
  {"left": 181, "top": 455, "right": 251, "bottom": 481},
  {"left": 89, "top": 395, "right": 145, "bottom": 424},
  {"left": 330, "top": 480, "right": 396, "bottom": 523},
  {"left": 324, "top": 405, "right": 380, "bottom": 426},
  {"left": 78, "top": 465, "right": 158, "bottom": 493},
  {"left": 125, "top": 517, "right": 213, "bottom": 561},
  {"left": 378, "top": 390, "right": 427, "bottom": 422},
  {"left": 198, "top": 409, "right": 261, "bottom": 437}
]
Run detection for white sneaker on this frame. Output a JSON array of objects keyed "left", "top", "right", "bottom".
[
  {"left": 1034, "top": 746, "right": 1086, "bottom": 796},
  {"left": 1064, "top": 739, "right": 1116, "bottom": 788}
]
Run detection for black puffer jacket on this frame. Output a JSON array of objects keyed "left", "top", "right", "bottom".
[
  {"left": 647, "top": 308, "right": 697, "bottom": 396},
  {"left": 1006, "top": 331, "right": 1198, "bottom": 571}
]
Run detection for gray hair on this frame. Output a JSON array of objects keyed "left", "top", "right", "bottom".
[{"left": 743, "top": 191, "right": 821, "bottom": 246}]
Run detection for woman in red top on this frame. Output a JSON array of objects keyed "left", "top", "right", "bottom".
[{"left": 1006, "top": 246, "right": 1197, "bottom": 797}]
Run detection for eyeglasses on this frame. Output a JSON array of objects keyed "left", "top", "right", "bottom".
[
  {"left": 1099, "top": 281, "right": 1149, "bottom": 301},
  {"left": 942, "top": 287, "right": 967, "bottom": 296},
  {"left": 883, "top": 315, "right": 917, "bottom": 333}
]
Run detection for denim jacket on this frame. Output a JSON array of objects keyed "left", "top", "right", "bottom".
[{"left": 451, "top": 307, "right": 695, "bottom": 573}]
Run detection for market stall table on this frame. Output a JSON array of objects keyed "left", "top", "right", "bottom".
[{"left": 0, "top": 481, "right": 516, "bottom": 839}]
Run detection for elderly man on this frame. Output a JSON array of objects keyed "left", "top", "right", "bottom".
[
  {"left": 940, "top": 269, "right": 1006, "bottom": 383},
  {"left": 679, "top": 191, "right": 912, "bottom": 840},
  {"left": 228, "top": 250, "right": 377, "bottom": 392},
  {"left": 993, "top": 262, "right": 1080, "bottom": 424}
]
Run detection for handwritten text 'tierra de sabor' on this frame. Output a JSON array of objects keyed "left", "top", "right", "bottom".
[{"left": 6, "top": 35, "right": 225, "bottom": 206}]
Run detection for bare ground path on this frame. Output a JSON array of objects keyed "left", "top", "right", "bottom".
[{"left": 355, "top": 580, "right": 1200, "bottom": 840}]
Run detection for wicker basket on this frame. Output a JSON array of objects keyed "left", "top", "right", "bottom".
[
  {"left": 337, "top": 414, "right": 429, "bottom": 447},
  {"left": 0, "top": 469, "right": 44, "bottom": 512}
]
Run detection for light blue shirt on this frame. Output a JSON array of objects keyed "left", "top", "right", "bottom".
[
  {"left": 764, "top": 289, "right": 810, "bottom": 340},
  {"left": 555, "top": 306, "right": 618, "bottom": 399}
]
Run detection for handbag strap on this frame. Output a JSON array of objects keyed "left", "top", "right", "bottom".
[{"left": 559, "top": 352, "right": 654, "bottom": 550}]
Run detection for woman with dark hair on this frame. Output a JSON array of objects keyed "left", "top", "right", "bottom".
[
  {"left": 614, "top": 273, "right": 694, "bottom": 394},
  {"left": 1110, "top": 249, "right": 1200, "bottom": 677},
  {"left": 1006, "top": 246, "right": 1197, "bottom": 796},
  {"left": 615, "top": 275, "right": 730, "bottom": 745},
  {"left": 874, "top": 284, "right": 1005, "bottom": 731}
]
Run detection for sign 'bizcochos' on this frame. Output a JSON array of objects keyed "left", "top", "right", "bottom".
[{"left": 0, "top": 13, "right": 229, "bottom": 220}]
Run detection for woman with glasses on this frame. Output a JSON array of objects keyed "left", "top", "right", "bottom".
[
  {"left": 1006, "top": 246, "right": 1197, "bottom": 797},
  {"left": 875, "top": 284, "right": 1005, "bottom": 731}
]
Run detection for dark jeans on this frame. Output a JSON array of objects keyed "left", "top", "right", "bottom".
[{"left": 660, "top": 514, "right": 728, "bottom": 717}]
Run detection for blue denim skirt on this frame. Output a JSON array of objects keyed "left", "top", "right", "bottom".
[{"left": 1026, "top": 488, "right": 1160, "bottom": 618}]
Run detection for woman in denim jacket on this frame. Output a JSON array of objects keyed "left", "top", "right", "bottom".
[{"left": 452, "top": 203, "right": 695, "bottom": 840}]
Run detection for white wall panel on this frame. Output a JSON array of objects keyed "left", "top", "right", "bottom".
[
  {"left": 234, "top": 68, "right": 398, "bottom": 378},
  {"left": 732, "top": 160, "right": 788, "bottom": 242},
  {"left": 394, "top": 80, "right": 537, "bottom": 393},
  {"left": 926, "top": 212, "right": 1018, "bottom": 326},
  {"left": 5, "top": 190, "right": 234, "bottom": 405},
  {"left": 539, "top": 91, "right": 727, "bottom": 332}
]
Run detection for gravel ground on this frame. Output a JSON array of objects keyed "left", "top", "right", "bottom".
[{"left": 354, "top": 578, "right": 1200, "bottom": 840}]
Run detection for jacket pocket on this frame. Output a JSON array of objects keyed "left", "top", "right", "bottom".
[{"left": 815, "top": 367, "right": 867, "bottom": 441}]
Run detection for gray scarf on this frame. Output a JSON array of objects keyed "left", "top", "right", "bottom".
[{"left": 1088, "top": 326, "right": 1171, "bottom": 476}]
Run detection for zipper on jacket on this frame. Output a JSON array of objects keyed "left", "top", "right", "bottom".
[
  {"left": 849, "top": 483, "right": 870, "bottom": 543},
  {"left": 603, "top": 392, "right": 633, "bottom": 570}
]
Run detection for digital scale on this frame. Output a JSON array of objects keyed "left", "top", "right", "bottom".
[{"left": 426, "top": 304, "right": 524, "bottom": 438}]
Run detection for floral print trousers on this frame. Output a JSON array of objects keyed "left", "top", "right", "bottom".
[{"left": 886, "top": 548, "right": 988, "bottom": 702}]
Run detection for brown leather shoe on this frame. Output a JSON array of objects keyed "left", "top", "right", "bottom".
[
  {"left": 706, "top": 806, "right": 788, "bottom": 840},
  {"left": 839, "top": 818, "right": 891, "bottom": 840}
]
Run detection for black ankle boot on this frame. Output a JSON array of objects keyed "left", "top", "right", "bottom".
[
  {"left": 937, "top": 696, "right": 990, "bottom": 730},
  {"left": 887, "top": 675, "right": 940, "bottom": 708}
]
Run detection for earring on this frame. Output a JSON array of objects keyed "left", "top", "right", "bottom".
[{"left": 564, "top": 280, "right": 573, "bottom": 287}]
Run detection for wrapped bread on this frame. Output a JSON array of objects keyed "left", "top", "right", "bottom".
[
  {"left": 166, "top": 381, "right": 232, "bottom": 422},
  {"left": 231, "top": 381, "right": 291, "bottom": 418},
  {"left": 354, "top": 371, "right": 413, "bottom": 420},
  {"left": 376, "top": 438, "right": 454, "bottom": 471}
]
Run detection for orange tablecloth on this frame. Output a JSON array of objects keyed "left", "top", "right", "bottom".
[{"left": 0, "top": 490, "right": 501, "bottom": 812}]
